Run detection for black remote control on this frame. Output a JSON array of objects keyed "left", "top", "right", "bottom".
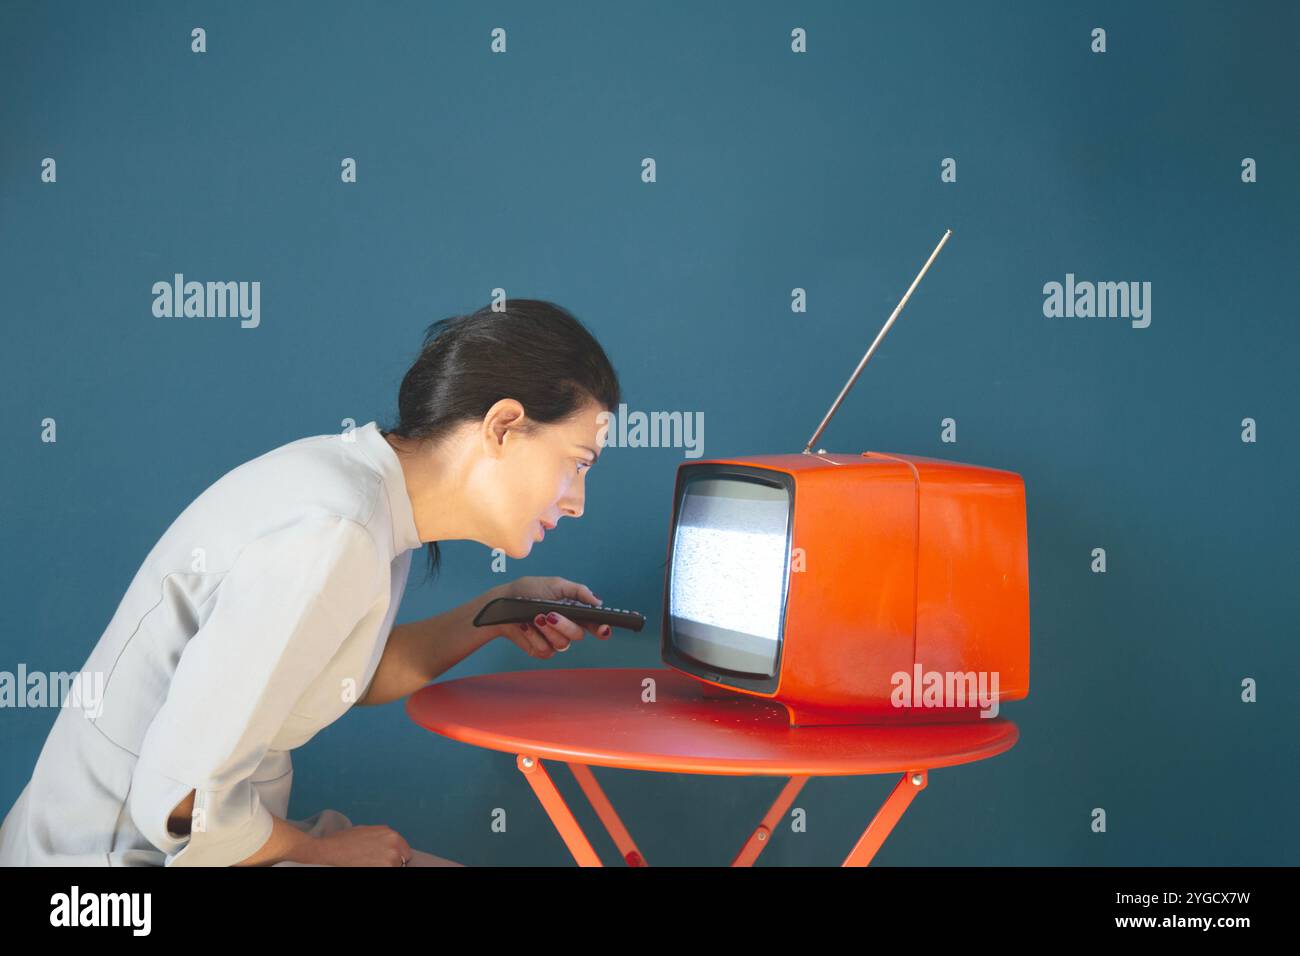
[{"left": 472, "top": 596, "right": 645, "bottom": 632}]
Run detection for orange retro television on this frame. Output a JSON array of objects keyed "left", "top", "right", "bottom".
[{"left": 658, "top": 230, "right": 1031, "bottom": 727}]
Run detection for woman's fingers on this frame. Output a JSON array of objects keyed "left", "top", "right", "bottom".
[
  {"left": 505, "top": 617, "right": 574, "bottom": 658},
  {"left": 506, "top": 623, "right": 551, "bottom": 657},
  {"left": 548, "top": 576, "right": 601, "bottom": 607},
  {"left": 551, "top": 578, "right": 611, "bottom": 638},
  {"left": 383, "top": 826, "right": 415, "bottom": 866},
  {"left": 501, "top": 580, "right": 611, "bottom": 656},
  {"left": 509, "top": 616, "right": 610, "bottom": 657},
  {"left": 532, "top": 611, "right": 583, "bottom": 652}
]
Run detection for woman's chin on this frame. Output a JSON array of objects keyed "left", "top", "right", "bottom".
[{"left": 503, "top": 538, "right": 534, "bottom": 560}]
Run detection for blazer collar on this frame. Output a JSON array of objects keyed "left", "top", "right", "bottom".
[{"left": 353, "top": 421, "right": 423, "bottom": 556}]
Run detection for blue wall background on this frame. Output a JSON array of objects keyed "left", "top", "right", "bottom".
[{"left": 2, "top": 0, "right": 1296, "bottom": 866}]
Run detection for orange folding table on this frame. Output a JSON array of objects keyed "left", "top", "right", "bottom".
[{"left": 405, "top": 667, "right": 1019, "bottom": 866}]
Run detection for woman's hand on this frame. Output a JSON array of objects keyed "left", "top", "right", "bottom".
[
  {"left": 490, "top": 576, "right": 612, "bottom": 659},
  {"left": 303, "top": 824, "right": 416, "bottom": 867}
]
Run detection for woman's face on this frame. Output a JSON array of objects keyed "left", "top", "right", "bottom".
[{"left": 477, "top": 396, "right": 607, "bottom": 559}]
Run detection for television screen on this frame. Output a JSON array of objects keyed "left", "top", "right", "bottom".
[{"left": 668, "top": 475, "right": 791, "bottom": 677}]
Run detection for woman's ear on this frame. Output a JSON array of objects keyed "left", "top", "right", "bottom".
[{"left": 481, "top": 398, "right": 528, "bottom": 458}]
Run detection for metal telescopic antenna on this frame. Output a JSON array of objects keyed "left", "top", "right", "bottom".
[{"left": 801, "top": 228, "right": 953, "bottom": 455}]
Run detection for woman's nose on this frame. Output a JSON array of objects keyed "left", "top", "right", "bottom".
[
  {"left": 559, "top": 489, "right": 584, "bottom": 519},
  {"left": 558, "top": 470, "right": 587, "bottom": 518}
]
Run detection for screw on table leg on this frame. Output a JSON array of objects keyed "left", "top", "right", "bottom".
[
  {"left": 732, "top": 775, "right": 809, "bottom": 867},
  {"left": 842, "top": 769, "right": 928, "bottom": 866},
  {"left": 515, "top": 753, "right": 603, "bottom": 866}
]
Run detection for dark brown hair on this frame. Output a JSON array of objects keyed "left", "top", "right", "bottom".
[{"left": 383, "top": 299, "right": 622, "bottom": 582}]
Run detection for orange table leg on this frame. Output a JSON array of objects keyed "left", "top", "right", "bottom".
[
  {"left": 568, "top": 762, "right": 648, "bottom": 866},
  {"left": 731, "top": 776, "right": 809, "bottom": 867},
  {"left": 842, "top": 769, "right": 928, "bottom": 866},
  {"left": 516, "top": 754, "right": 603, "bottom": 866},
  {"left": 518, "top": 756, "right": 928, "bottom": 867}
]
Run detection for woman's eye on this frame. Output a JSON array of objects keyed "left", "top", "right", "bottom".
[{"left": 576, "top": 460, "right": 590, "bottom": 473}]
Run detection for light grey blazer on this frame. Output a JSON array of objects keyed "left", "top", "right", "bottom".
[{"left": 0, "top": 421, "right": 421, "bottom": 865}]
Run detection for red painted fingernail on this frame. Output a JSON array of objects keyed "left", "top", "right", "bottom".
[
  {"left": 601, "top": 626, "right": 611, "bottom": 636},
  {"left": 519, "top": 623, "right": 529, "bottom": 632},
  {"left": 534, "top": 614, "right": 546, "bottom": 626},
  {"left": 546, "top": 612, "right": 559, "bottom": 624}
]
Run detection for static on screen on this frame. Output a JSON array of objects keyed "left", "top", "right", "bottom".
[{"left": 669, "top": 478, "right": 789, "bottom": 674}]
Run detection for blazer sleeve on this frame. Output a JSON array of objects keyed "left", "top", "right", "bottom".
[{"left": 128, "top": 514, "right": 383, "bottom": 866}]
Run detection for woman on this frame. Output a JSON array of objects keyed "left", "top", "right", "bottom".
[{"left": 0, "top": 299, "right": 621, "bottom": 867}]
